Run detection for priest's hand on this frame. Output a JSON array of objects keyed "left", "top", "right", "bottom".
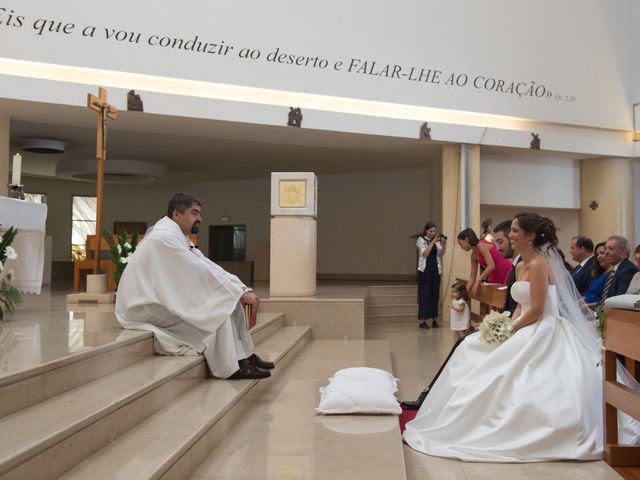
[{"left": 241, "top": 291, "right": 260, "bottom": 309}]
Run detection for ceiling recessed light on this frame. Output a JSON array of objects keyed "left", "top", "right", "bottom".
[{"left": 22, "top": 138, "right": 66, "bottom": 154}]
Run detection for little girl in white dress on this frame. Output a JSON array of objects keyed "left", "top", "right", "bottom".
[{"left": 448, "top": 282, "right": 470, "bottom": 339}]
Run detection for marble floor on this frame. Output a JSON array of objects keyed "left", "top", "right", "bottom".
[{"left": 0, "top": 283, "right": 628, "bottom": 479}]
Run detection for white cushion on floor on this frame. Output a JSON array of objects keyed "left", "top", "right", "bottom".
[{"left": 316, "top": 367, "right": 401, "bottom": 415}]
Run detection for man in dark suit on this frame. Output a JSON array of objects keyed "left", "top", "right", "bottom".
[
  {"left": 569, "top": 236, "right": 594, "bottom": 295},
  {"left": 603, "top": 235, "right": 640, "bottom": 298},
  {"left": 493, "top": 220, "right": 520, "bottom": 314}
]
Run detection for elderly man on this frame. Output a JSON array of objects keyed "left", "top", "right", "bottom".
[
  {"left": 601, "top": 235, "right": 639, "bottom": 302},
  {"left": 115, "top": 193, "right": 274, "bottom": 380},
  {"left": 569, "top": 236, "right": 595, "bottom": 295}
]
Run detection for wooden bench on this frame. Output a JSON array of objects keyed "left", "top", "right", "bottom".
[
  {"left": 455, "top": 278, "right": 507, "bottom": 325},
  {"left": 603, "top": 307, "right": 640, "bottom": 467},
  {"left": 73, "top": 235, "right": 132, "bottom": 292}
]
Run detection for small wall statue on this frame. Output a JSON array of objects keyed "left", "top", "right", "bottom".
[
  {"left": 287, "top": 107, "right": 303, "bottom": 128},
  {"left": 127, "top": 90, "right": 144, "bottom": 112}
]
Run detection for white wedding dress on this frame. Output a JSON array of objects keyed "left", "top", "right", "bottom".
[{"left": 403, "top": 281, "right": 607, "bottom": 462}]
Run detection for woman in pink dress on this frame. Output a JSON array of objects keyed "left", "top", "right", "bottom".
[{"left": 457, "top": 227, "right": 512, "bottom": 296}]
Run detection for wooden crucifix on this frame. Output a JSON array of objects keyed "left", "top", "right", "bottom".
[{"left": 87, "top": 87, "right": 117, "bottom": 274}]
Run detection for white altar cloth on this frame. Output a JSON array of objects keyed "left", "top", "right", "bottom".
[{"left": 0, "top": 197, "right": 48, "bottom": 294}]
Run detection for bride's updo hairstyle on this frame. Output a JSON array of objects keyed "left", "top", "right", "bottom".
[{"left": 513, "top": 212, "right": 558, "bottom": 252}]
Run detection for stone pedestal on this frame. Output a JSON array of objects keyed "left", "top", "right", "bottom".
[
  {"left": 270, "top": 216, "right": 317, "bottom": 296},
  {"left": 67, "top": 274, "right": 115, "bottom": 303},
  {"left": 269, "top": 172, "right": 317, "bottom": 297}
]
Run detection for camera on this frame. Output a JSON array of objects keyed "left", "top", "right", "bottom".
[{"left": 436, "top": 233, "right": 448, "bottom": 241}]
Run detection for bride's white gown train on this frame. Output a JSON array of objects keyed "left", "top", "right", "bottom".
[{"left": 403, "top": 281, "right": 606, "bottom": 462}]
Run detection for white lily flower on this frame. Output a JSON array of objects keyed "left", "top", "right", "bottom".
[
  {"left": 117, "top": 244, "right": 122, "bottom": 254},
  {"left": 119, "top": 257, "right": 128, "bottom": 264},
  {"left": 123, "top": 242, "right": 132, "bottom": 249},
  {"left": 5, "top": 246, "right": 17, "bottom": 261}
]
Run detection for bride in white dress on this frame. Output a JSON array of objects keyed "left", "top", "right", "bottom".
[{"left": 403, "top": 212, "right": 638, "bottom": 462}]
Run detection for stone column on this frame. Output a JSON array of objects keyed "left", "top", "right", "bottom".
[
  {"left": 0, "top": 114, "right": 9, "bottom": 197},
  {"left": 439, "top": 144, "right": 481, "bottom": 288},
  {"left": 269, "top": 172, "right": 317, "bottom": 297},
  {"left": 580, "top": 157, "right": 635, "bottom": 246}
]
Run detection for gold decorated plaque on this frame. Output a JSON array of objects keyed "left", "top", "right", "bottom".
[{"left": 278, "top": 180, "right": 307, "bottom": 208}]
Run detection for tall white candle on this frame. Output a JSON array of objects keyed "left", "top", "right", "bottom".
[{"left": 11, "top": 153, "right": 21, "bottom": 185}]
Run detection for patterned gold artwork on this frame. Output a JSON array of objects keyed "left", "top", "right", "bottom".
[{"left": 279, "top": 180, "right": 307, "bottom": 208}]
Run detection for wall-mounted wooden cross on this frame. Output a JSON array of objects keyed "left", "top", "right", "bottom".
[{"left": 87, "top": 87, "right": 117, "bottom": 274}]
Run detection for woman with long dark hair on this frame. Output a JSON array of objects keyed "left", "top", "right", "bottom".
[
  {"left": 404, "top": 212, "right": 638, "bottom": 462},
  {"left": 457, "top": 227, "right": 512, "bottom": 296},
  {"left": 416, "top": 222, "right": 447, "bottom": 329}
]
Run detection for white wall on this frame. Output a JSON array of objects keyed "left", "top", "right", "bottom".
[
  {"left": 480, "top": 155, "right": 580, "bottom": 209},
  {"left": 27, "top": 165, "right": 436, "bottom": 275},
  {"left": 0, "top": 0, "right": 636, "bottom": 130}
]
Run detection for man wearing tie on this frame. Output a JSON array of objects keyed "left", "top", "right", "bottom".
[
  {"left": 601, "top": 236, "right": 639, "bottom": 303},
  {"left": 569, "top": 236, "right": 594, "bottom": 295}
]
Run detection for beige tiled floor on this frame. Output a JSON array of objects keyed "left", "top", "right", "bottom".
[{"left": 1, "top": 283, "right": 626, "bottom": 479}]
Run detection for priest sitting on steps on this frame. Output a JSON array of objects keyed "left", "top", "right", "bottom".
[{"left": 115, "top": 192, "right": 274, "bottom": 380}]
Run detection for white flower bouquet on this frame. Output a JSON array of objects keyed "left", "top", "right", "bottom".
[
  {"left": 102, "top": 229, "right": 139, "bottom": 286},
  {"left": 0, "top": 226, "right": 22, "bottom": 321},
  {"left": 479, "top": 310, "right": 514, "bottom": 345}
]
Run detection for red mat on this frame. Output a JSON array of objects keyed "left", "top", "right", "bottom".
[{"left": 398, "top": 405, "right": 418, "bottom": 433}]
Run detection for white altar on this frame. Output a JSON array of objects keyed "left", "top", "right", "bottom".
[{"left": 0, "top": 197, "right": 48, "bottom": 294}]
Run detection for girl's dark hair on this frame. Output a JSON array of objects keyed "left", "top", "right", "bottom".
[
  {"left": 423, "top": 222, "right": 436, "bottom": 235},
  {"left": 451, "top": 281, "right": 470, "bottom": 303},
  {"left": 457, "top": 228, "right": 479, "bottom": 247},
  {"left": 512, "top": 212, "right": 558, "bottom": 250},
  {"left": 592, "top": 241, "right": 607, "bottom": 278}
]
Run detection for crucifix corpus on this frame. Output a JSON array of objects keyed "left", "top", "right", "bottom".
[{"left": 87, "top": 87, "right": 117, "bottom": 274}]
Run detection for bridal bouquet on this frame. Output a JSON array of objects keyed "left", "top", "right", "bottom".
[
  {"left": 479, "top": 310, "right": 513, "bottom": 345},
  {"left": 0, "top": 226, "right": 22, "bottom": 321}
]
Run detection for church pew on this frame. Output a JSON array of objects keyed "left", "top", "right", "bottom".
[
  {"left": 603, "top": 307, "right": 640, "bottom": 467},
  {"left": 455, "top": 278, "right": 507, "bottom": 325}
]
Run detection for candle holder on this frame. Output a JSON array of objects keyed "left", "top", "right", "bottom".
[{"left": 8, "top": 184, "right": 25, "bottom": 200}]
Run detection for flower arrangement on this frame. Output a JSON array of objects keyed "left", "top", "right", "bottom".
[
  {"left": 479, "top": 310, "right": 514, "bottom": 345},
  {"left": 102, "top": 229, "right": 139, "bottom": 285},
  {"left": 0, "top": 226, "right": 22, "bottom": 321}
]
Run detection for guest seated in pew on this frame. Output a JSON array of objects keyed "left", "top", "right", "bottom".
[
  {"left": 568, "top": 235, "right": 594, "bottom": 295},
  {"left": 115, "top": 193, "right": 274, "bottom": 380},
  {"left": 602, "top": 235, "right": 639, "bottom": 300},
  {"left": 582, "top": 242, "right": 610, "bottom": 309}
]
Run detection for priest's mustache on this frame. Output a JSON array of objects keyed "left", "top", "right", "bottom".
[{"left": 191, "top": 222, "right": 200, "bottom": 234}]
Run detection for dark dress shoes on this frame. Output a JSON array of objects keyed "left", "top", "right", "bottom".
[
  {"left": 419, "top": 321, "right": 430, "bottom": 329},
  {"left": 401, "top": 388, "right": 429, "bottom": 410},
  {"left": 248, "top": 353, "right": 275, "bottom": 370},
  {"left": 432, "top": 320, "right": 440, "bottom": 328},
  {"left": 229, "top": 362, "right": 271, "bottom": 380}
]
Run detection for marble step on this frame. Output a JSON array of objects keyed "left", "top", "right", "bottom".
[
  {"left": 0, "top": 312, "right": 284, "bottom": 421},
  {"left": 366, "top": 294, "right": 417, "bottom": 305},
  {"left": 365, "top": 304, "right": 418, "bottom": 316},
  {"left": 190, "top": 339, "right": 407, "bottom": 480},
  {"left": 366, "top": 312, "right": 417, "bottom": 324},
  {"left": 58, "top": 325, "right": 312, "bottom": 480},
  {"left": 0, "top": 355, "right": 205, "bottom": 480},
  {"left": 368, "top": 285, "right": 417, "bottom": 296},
  {"left": 0, "top": 329, "right": 154, "bottom": 419}
]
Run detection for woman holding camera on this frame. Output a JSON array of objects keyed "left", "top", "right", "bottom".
[{"left": 416, "top": 222, "right": 447, "bottom": 329}]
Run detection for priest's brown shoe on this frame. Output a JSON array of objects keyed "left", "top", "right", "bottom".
[
  {"left": 248, "top": 353, "right": 275, "bottom": 370},
  {"left": 229, "top": 362, "right": 271, "bottom": 380}
]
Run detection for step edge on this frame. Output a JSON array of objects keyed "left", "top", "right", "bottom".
[{"left": 0, "top": 355, "right": 204, "bottom": 475}]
